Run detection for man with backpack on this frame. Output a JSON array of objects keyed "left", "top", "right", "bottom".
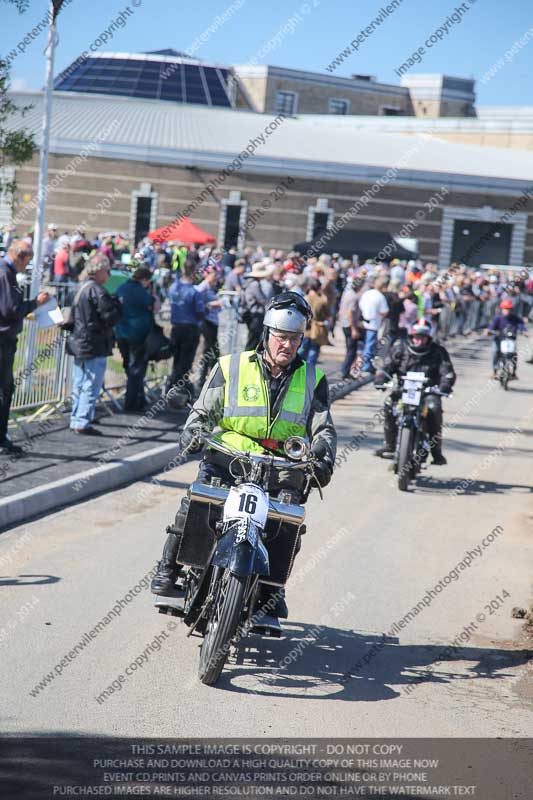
[
  {"left": 338, "top": 276, "right": 365, "bottom": 379},
  {"left": 240, "top": 262, "right": 272, "bottom": 349}
]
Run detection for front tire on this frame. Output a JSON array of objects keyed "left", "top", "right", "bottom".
[
  {"left": 397, "top": 427, "right": 413, "bottom": 492},
  {"left": 198, "top": 570, "right": 247, "bottom": 686},
  {"left": 499, "top": 359, "right": 509, "bottom": 390}
]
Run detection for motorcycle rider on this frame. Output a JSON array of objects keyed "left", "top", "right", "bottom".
[
  {"left": 485, "top": 298, "right": 528, "bottom": 379},
  {"left": 374, "top": 318, "right": 456, "bottom": 465},
  {"left": 151, "top": 292, "right": 337, "bottom": 620}
]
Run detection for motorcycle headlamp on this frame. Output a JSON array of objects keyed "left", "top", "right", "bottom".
[{"left": 284, "top": 436, "right": 309, "bottom": 461}]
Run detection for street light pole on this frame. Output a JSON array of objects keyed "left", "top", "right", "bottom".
[
  {"left": 31, "top": 0, "right": 61, "bottom": 299},
  {"left": 23, "top": 1, "right": 64, "bottom": 398}
]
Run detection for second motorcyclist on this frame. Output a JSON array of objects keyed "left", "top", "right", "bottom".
[{"left": 374, "top": 318, "right": 456, "bottom": 465}]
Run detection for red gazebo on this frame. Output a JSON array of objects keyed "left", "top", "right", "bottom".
[{"left": 148, "top": 217, "right": 216, "bottom": 245}]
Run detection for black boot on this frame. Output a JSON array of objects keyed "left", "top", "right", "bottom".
[
  {"left": 430, "top": 434, "right": 447, "bottom": 466},
  {"left": 375, "top": 444, "right": 394, "bottom": 459},
  {"left": 374, "top": 413, "right": 397, "bottom": 459},
  {"left": 255, "top": 585, "right": 289, "bottom": 620},
  {"left": 151, "top": 529, "right": 182, "bottom": 595}
]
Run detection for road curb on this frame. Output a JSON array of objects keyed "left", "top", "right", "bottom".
[
  {"left": 0, "top": 373, "right": 373, "bottom": 532},
  {"left": 0, "top": 442, "right": 179, "bottom": 532},
  {"left": 0, "top": 337, "right": 483, "bottom": 531}
]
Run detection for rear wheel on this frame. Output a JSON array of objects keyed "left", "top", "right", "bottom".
[
  {"left": 397, "top": 427, "right": 413, "bottom": 492},
  {"left": 198, "top": 569, "right": 247, "bottom": 686}
]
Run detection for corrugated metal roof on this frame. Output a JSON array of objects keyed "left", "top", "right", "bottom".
[{"left": 8, "top": 91, "right": 533, "bottom": 192}]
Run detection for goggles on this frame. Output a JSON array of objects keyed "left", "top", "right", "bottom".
[{"left": 268, "top": 291, "right": 312, "bottom": 323}]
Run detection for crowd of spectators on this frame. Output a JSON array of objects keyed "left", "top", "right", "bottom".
[{"left": 1, "top": 220, "right": 532, "bottom": 446}]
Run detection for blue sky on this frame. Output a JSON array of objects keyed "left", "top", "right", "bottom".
[{"left": 1, "top": 0, "right": 532, "bottom": 106}]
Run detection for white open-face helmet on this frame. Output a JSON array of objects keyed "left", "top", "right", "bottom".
[{"left": 263, "top": 292, "right": 312, "bottom": 335}]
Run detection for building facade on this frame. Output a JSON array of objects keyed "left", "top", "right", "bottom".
[{"left": 7, "top": 91, "right": 533, "bottom": 268}]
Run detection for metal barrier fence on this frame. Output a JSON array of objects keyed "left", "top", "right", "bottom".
[
  {"left": 11, "top": 290, "right": 247, "bottom": 418},
  {"left": 437, "top": 296, "right": 501, "bottom": 340},
  {"left": 11, "top": 325, "right": 70, "bottom": 414},
  {"left": 9, "top": 293, "right": 510, "bottom": 421}
]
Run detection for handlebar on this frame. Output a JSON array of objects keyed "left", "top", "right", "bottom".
[
  {"left": 203, "top": 434, "right": 313, "bottom": 471},
  {"left": 374, "top": 380, "right": 451, "bottom": 398}
]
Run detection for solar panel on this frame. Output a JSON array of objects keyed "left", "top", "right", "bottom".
[{"left": 55, "top": 55, "right": 234, "bottom": 106}]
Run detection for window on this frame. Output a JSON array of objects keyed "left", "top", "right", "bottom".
[
  {"left": 130, "top": 185, "right": 158, "bottom": 247},
  {"left": 134, "top": 197, "right": 152, "bottom": 245},
  {"left": 307, "top": 199, "right": 334, "bottom": 241},
  {"left": 312, "top": 212, "right": 330, "bottom": 239},
  {"left": 380, "top": 106, "right": 403, "bottom": 116},
  {"left": 275, "top": 91, "right": 297, "bottom": 115},
  {"left": 451, "top": 220, "right": 512, "bottom": 267},
  {"left": 223, "top": 205, "right": 244, "bottom": 250},
  {"left": 329, "top": 98, "right": 349, "bottom": 115}
]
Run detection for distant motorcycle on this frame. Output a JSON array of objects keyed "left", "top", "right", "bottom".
[
  {"left": 388, "top": 372, "right": 450, "bottom": 492},
  {"left": 154, "top": 434, "right": 320, "bottom": 686},
  {"left": 493, "top": 329, "right": 517, "bottom": 391}
]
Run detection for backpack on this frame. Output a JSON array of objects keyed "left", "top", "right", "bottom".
[
  {"left": 68, "top": 250, "right": 87, "bottom": 278},
  {"left": 236, "top": 289, "right": 252, "bottom": 324}
]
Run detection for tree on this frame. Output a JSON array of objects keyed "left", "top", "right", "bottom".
[
  {"left": 1, "top": 0, "right": 30, "bottom": 11},
  {"left": 0, "top": 1, "right": 37, "bottom": 216}
]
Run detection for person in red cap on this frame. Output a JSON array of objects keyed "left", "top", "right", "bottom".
[{"left": 485, "top": 299, "right": 528, "bottom": 379}]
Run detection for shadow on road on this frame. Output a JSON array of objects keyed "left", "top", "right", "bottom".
[
  {"left": 0, "top": 574, "right": 60, "bottom": 586},
  {"left": 414, "top": 477, "right": 532, "bottom": 495},
  {"left": 220, "top": 621, "right": 532, "bottom": 702}
]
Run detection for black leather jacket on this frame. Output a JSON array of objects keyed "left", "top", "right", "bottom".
[
  {"left": 378, "top": 339, "right": 456, "bottom": 394},
  {"left": 0, "top": 258, "right": 37, "bottom": 337},
  {"left": 66, "top": 280, "right": 122, "bottom": 359}
]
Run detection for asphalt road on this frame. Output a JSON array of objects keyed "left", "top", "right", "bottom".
[{"left": 1, "top": 336, "right": 532, "bottom": 738}]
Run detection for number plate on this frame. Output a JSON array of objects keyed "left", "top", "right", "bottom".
[
  {"left": 500, "top": 339, "right": 516, "bottom": 354},
  {"left": 223, "top": 483, "right": 269, "bottom": 528},
  {"left": 402, "top": 378, "right": 423, "bottom": 406}
]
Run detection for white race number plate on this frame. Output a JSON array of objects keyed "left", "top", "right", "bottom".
[
  {"left": 500, "top": 339, "right": 516, "bottom": 354},
  {"left": 223, "top": 483, "right": 269, "bottom": 528},
  {"left": 402, "top": 379, "right": 423, "bottom": 406}
]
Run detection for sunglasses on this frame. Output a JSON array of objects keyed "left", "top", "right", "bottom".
[{"left": 270, "top": 330, "right": 303, "bottom": 346}]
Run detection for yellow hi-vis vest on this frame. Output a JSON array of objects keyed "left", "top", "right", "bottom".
[{"left": 212, "top": 351, "right": 324, "bottom": 455}]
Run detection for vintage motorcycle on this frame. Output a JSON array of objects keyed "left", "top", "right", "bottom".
[
  {"left": 493, "top": 328, "right": 517, "bottom": 391},
  {"left": 389, "top": 372, "right": 450, "bottom": 492},
  {"left": 154, "top": 434, "right": 320, "bottom": 685}
]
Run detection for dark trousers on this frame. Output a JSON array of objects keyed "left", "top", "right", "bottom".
[
  {"left": 0, "top": 335, "right": 17, "bottom": 441},
  {"left": 383, "top": 390, "right": 443, "bottom": 451},
  {"left": 341, "top": 326, "right": 363, "bottom": 377},
  {"left": 169, "top": 323, "right": 200, "bottom": 389},
  {"left": 117, "top": 338, "right": 148, "bottom": 411},
  {"left": 246, "top": 313, "right": 264, "bottom": 351},
  {"left": 199, "top": 320, "right": 220, "bottom": 386}
]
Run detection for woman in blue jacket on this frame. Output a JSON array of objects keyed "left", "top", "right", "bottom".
[
  {"left": 167, "top": 259, "right": 205, "bottom": 397},
  {"left": 114, "top": 266, "right": 157, "bottom": 412}
]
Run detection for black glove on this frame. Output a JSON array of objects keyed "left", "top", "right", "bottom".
[
  {"left": 314, "top": 460, "right": 333, "bottom": 487},
  {"left": 179, "top": 427, "right": 204, "bottom": 455},
  {"left": 311, "top": 440, "right": 333, "bottom": 488}
]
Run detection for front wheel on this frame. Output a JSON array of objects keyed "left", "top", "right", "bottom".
[
  {"left": 198, "top": 570, "right": 247, "bottom": 686},
  {"left": 397, "top": 427, "right": 414, "bottom": 492},
  {"left": 498, "top": 359, "right": 509, "bottom": 390}
]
